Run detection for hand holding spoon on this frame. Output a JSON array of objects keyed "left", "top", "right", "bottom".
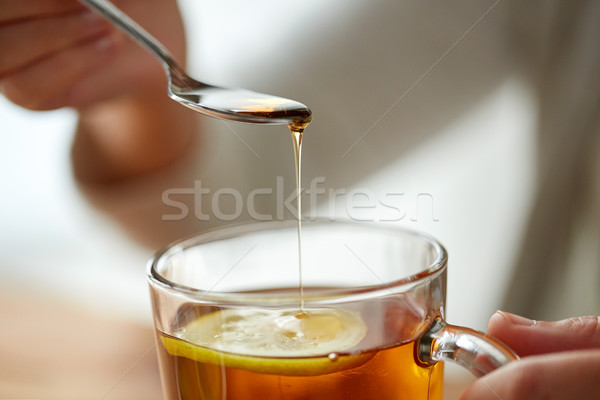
[{"left": 80, "top": 0, "right": 311, "bottom": 126}]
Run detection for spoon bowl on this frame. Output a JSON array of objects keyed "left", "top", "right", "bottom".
[{"left": 81, "top": 0, "right": 312, "bottom": 126}]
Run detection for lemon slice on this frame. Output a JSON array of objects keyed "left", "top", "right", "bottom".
[{"left": 162, "top": 308, "right": 372, "bottom": 376}]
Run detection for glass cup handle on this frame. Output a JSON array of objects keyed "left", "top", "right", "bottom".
[{"left": 417, "top": 317, "right": 519, "bottom": 377}]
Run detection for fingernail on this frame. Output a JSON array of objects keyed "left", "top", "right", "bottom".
[
  {"left": 82, "top": 9, "right": 105, "bottom": 26},
  {"left": 497, "top": 310, "right": 536, "bottom": 326},
  {"left": 95, "top": 35, "right": 112, "bottom": 50},
  {"left": 82, "top": 9, "right": 98, "bottom": 20}
]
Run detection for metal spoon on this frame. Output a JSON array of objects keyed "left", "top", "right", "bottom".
[{"left": 80, "top": 0, "right": 311, "bottom": 126}]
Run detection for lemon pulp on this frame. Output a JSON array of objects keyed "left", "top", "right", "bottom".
[{"left": 162, "top": 308, "right": 372, "bottom": 376}]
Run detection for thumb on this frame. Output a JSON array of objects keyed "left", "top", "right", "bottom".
[
  {"left": 487, "top": 312, "right": 600, "bottom": 356},
  {"left": 461, "top": 349, "right": 600, "bottom": 400}
]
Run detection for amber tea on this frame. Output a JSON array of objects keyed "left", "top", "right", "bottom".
[{"left": 154, "top": 288, "right": 443, "bottom": 400}]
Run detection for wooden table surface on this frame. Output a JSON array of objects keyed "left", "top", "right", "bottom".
[{"left": 0, "top": 288, "right": 163, "bottom": 400}]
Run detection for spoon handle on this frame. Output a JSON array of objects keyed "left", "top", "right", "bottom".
[{"left": 80, "top": 0, "right": 177, "bottom": 71}]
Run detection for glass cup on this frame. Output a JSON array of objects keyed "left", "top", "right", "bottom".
[{"left": 148, "top": 220, "right": 517, "bottom": 400}]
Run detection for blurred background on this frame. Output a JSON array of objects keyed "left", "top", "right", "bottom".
[{"left": 1, "top": 0, "right": 598, "bottom": 399}]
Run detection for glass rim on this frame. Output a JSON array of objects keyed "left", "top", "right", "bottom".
[{"left": 147, "top": 219, "right": 448, "bottom": 306}]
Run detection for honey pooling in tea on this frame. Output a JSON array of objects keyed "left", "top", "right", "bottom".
[{"left": 162, "top": 308, "right": 369, "bottom": 376}]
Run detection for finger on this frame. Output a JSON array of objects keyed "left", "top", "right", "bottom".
[
  {"left": 488, "top": 312, "right": 600, "bottom": 356},
  {"left": 0, "top": 10, "right": 112, "bottom": 77},
  {"left": 0, "top": 0, "right": 84, "bottom": 23},
  {"left": 0, "top": 32, "right": 119, "bottom": 110},
  {"left": 461, "top": 350, "right": 600, "bottom": 400}
]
